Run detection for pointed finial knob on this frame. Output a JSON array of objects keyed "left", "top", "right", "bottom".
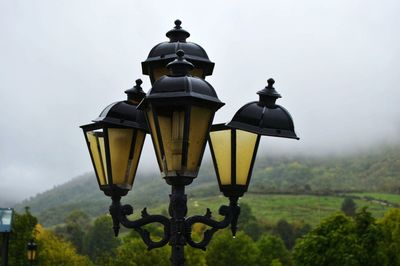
[
  {"left": 267, "top": 78, "right": 275, "bottom": 87},
  {"left": 174, "top": 19, "right": 182, "bottom": 28},
  {"left": 167, "top": 49, "right": 194, "bottom": 75},
  {"left": 135, "top": 79, "right": 143, "bottom": 87},
  {"left": 166, "top": 19, "right": 190, "bottom": 42},
  {"left": 125, "top": 78, "right": 146, "bottom": 103}
]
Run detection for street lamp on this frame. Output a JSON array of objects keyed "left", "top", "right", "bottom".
[
  {"left": 0, "top": 208, "right": 13, "bottom": 266},
  {"left": 27, "top": 239, "right": 37, "bottom": 266},
  {"left": 81, "top": 20, "right": 298, "bottom": 266}
]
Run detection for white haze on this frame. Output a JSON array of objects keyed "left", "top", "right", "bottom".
[{"left": 0, "top": 0, "right": 399, "bottom": 203}]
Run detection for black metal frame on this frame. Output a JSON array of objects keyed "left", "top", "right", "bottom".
[{"left": 108, "top": 182, "right": 240, "bottom": 266}]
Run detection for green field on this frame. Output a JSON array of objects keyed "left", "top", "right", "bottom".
[{"left": 126, "top": 193, "right": 397, "bottom": 227}]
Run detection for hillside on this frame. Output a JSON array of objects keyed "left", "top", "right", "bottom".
[{"left": 16, "top": 145, "right": 400, "bottom": 226}]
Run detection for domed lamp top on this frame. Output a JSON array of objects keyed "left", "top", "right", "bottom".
[
  {"left": 227, "top": 78, "right": 299, "bottom": 139},
  {"left": 141, "top": 20, "right": 215, "bottom": 81}
]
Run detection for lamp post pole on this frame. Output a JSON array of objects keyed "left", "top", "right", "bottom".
[
  {"left": 169, "top": 184, "right": 187, "bottom": 266},
  {"left": 1, "top": 233, "right": 9, "bottom": 266}
]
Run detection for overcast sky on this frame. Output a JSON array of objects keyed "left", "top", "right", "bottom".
[{"left": 1, "top": 0, "right": 399, "bottom": 204}]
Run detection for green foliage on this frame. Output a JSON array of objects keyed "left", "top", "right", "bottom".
[
  {"left": 293, "top": 209, "right": 387, "bottom": 266},
  {"left": 206, "top": 231, "right": 259, "bottom": 266},
  {"left": 101, "top": 236, "right": 169, "bottom": 266},
  {"left": 274, "top": 219, "right": 295, "bottom": 250},
  {"left": 6, "top": 207, "right": 38, "bottom": 266},
  {"left": 378, "top": 208, "right": 400, "bottom": 265},
  {"left": 341, "top": 197, "right": 357, "bottom": 217},
  {"left": 257, "top": 234, "right": 293, "bottom": 266},
  {"left": 83, "top": 215, "right": 120, "bottom": 263},
  {"left": 238, "top": 202, "right": 263, "bottom": 240},
  {"left": 54, "top": 210, "right": 90, "bottom": 253},
  {"left": 35, "top": 224, "right": 93, "bottom": 266}
]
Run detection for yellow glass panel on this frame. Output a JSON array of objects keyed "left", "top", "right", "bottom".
[
  {"left": 86, "top": 132, "right": 107, "bottom": 185},
  {"left": 209, "top": 129, "right": 231, "bottom": 185},
  {"left": 147, "top": 110, "right": 163, "bottom": 171},
  {"left": 187, "top": 106, "right": 212, "bottom": 172},
  {"left": 98, "top": 136, "right": 108, "bottom": 182},
  {"left": 236, "top": 130, "right": 258, "bottom": 185},
  {"left": 108, "top": 128, "right": 134, "bottom": 186},
  {"left": 127, "top": 130, "right": 146, "bottom": 186},
  {"left": 158, "top": 110, "right": 185, "bottom": 172},
  {"left": 152, "top": 67, "right": 169, "bottom": 82},
  {"left": 189, "top": 68, "right": 204, "bottom": 78},
  {"left": 27, "top": 250, "right": 36, "bottom": 261}
]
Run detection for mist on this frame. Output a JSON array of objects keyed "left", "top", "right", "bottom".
[{"left": 0, "top": 0, "right": 399, "bottom": 204}]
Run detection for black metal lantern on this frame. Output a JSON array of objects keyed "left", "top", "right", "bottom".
[
  {"left": 208, "top": 124, "right": 260, "bottom": 197},
  {"left": 142, "top": 20, "right": 215, "bottom": 84},
  {"left": 80, "top": 80, "right": 148, "bottom": 196},
  {"left": 139, "top": 50, "right": 224, "bottom": 184},
  {"left": 27, "top": 239, "right": 37, "bottom": 264},
  {"left": 227, "top": 78, "right": 299, "bottom": 139},
  {"left": 209, "top": 78, "right": 299, "bottom": 197}
]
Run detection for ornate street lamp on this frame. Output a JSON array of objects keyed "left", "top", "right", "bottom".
[
  {"left": 27, "top": 239, "right": 37, "bottom": 266},
  {"left": 208, "top": 79, "right": 299, "bottom": 226},
  {"left": 80, "top": 80, "right": 148, "bottom": 198},
  {"left": 81, "top": 20, "right": 298, "bottom": 266}
]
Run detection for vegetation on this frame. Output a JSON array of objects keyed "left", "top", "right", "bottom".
[{"left": 15, "top": 145, "right": 400, "bottom": 226}]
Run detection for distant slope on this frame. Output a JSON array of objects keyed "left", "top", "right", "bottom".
[{"left": 16, "top": 145, "right": 400, "bottom": 226}]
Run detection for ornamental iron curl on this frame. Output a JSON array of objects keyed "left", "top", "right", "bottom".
[{"left": 108, "top": 188, "right": 241, "bottom": 254}]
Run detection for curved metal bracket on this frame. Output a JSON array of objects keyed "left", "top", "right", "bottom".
[
  {"left": 110, "top": 196, "right": 171, "bottom": 250},
  {"left": 184, "top": 197, "right": 240, "bottom": 250}
]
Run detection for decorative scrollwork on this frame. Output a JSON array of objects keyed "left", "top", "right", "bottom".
[
  {"left": 109, "top": 196, "right": 171, "bottom": 250},
  {"left": 184, "top": 197, "right": 240, "bottom": 250}
]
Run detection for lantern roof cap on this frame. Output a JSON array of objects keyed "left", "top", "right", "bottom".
[
  {"left": 141, "top": 19, "right": 214, "bottom": 76},
  {"left": 227, "top": 79, "right": 298, "bottom": 139}
]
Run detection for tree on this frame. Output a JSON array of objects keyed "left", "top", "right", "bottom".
[
  {"left": 257, "top": 234, "right": 293, "bottom": 266},
  {"left": 379, "top": 208, "right": 400, "bottom": 265},
  {"left": 35, "top": 224, "right": 93, "bottom": 266},
  {"left": 102, "top": 237, "right": 169, "bottom": 266},
  {"left": 54, "top": 210, "right": 90, "bottom": 253},
  {"left": 238, "top": 202, "right": 263, "bottom": 240},
  {"left": 7, "top": 207, "right": 38, "bottom": 266},
  {"left": 293, "top": 209, "right": 387, "bottom": 266},
  {"left": 83, "top": 215, "right": 120, "bottom": 263},
  {"left": 206, "top": 231, "right": 258, "bottom": 266},
  {"left": 341, "top": 197, "right": 356, "bottom": 217},
  {"left": 274, "top": 219, "right": 295, "bottom": 250}
]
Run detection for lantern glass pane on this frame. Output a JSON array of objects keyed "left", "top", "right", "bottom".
[
  {"left": 158, "top": 109, "right": 185, "bottom": 172},
  {"left": 236, "top": 130, "right": 258, "bottom": 185},
  {"left": 189, "top": 68, "right": 204, "bottom": 78},
  {"left": 152, "top": 67, "right": 169, "bottom": 82},
  {"left": 86, "top": 132, "right": 107, "bottom": 185},
  {"left": 98, "top": 136, "right": 109, "bottom": 182},
  {"left": 209, "top": 129, "right": 231, "bottom": 185},
  {"left": 187, "top": 106, "right": 212, "bottom": 171},
  {"left": 147, "top": 110, "right": 162, "bottom": 171},
  {"left": 127, "top": 130, "right": 146, "bottom": 186},
  {"left": 152, "top": 67, "right": 204, "bottom": 82},
  {"left": 108, "top": 128, "right": 134, "bottom": 186}
]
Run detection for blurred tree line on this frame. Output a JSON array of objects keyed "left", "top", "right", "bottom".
[{"left": 2, "top": 202, "right": 400, "bottom": 266}]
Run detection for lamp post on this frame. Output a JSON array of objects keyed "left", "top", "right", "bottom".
[
  {"left": 27, "top": 239, "right": 37, "bottom": 266},
  {"left": 0, "top": 208, "right": 14, "bottom": 266},
  {"left": 81, "top": 20, "right": 298, "bottom": 266}
]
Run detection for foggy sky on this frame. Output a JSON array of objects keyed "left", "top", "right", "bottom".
[{"left": 1, "top": 0, "right": 399, "bottom": 204}]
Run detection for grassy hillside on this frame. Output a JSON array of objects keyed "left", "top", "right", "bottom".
[{"left": 16, "top": 145, "right": 400, "bottom": 226}]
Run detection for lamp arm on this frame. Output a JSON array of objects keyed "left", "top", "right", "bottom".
[
  {"left": 184, "top": 197, "right": 240, "bottom": 250},
  {"left": 109, "top": 196, "right": 170, "bottom": 250}
]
